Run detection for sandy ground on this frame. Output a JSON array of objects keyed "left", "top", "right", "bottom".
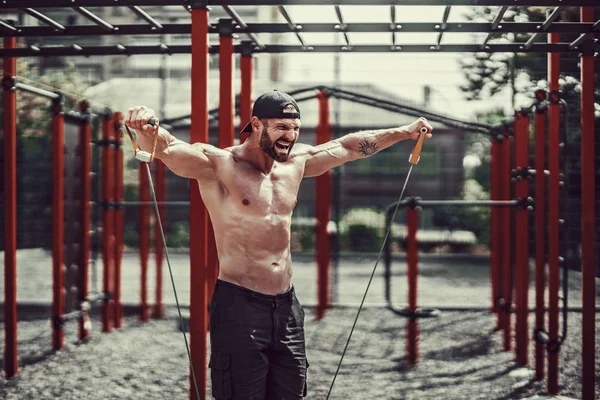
[{"left": 1, "top": 249, "right": 599, "bottom": 400}]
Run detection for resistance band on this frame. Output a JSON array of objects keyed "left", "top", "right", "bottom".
[
  {"left": 124, "top": 119, "right": 202, "bottom": 400},
  {"left": 326, "top": 126, "right": 427, "bottom": 399}
]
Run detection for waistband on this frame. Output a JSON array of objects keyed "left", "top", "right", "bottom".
[{"left": 215, "top": 279, "right": 294, "bottom": 307}]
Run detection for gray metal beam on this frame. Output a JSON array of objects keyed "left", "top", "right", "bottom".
[
  {"left": 3, "top": 22, "right": 596, "bottom": 37},
  {"left": 1, "top": 43, "right": 597, "bottom": 57},
  {"left": 1, "top": 0, "right": 598, "bottom": 7}
]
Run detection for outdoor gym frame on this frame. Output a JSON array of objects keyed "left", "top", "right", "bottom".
[{"left": 1, "top": 1, "right": 597, "bottom": 400}]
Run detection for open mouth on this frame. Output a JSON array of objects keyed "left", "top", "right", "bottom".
[{"left": 275, "top": 141, "right": 291, "bottom": 150}]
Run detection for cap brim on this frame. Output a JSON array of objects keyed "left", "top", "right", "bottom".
[{"left": 239, "top": 120, "right": 252, "bottom": 135}]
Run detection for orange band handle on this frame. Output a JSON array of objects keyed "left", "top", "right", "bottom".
[
  {"left": 408, "top": 127, "right": 428, "bottom": 165},
  {"left": 124, "top": 117, "right": 160, "bottom": 162}
]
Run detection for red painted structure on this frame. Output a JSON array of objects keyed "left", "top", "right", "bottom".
[
  {"left": 239, "top": 44, "right": 253, "bottom": 144},
  {"left": 139, "top": 159, "right": 151, "bottom": 322},
  {"left": 533, "top": 90, "right": 547, "bottom": 381},
  {"left": 2, "top": 35, "right": 17, "bottom": 378},
  {"left": 77, "top": 103, "right": 92, "bottom": 343},
  {"left": 489, "top": 137, "right": 500, "bottom": 328},
  {"left": 315, "top": 90, "right": 332, "bottom": 320},
  {"left": 51, "top": 95, "right": 66, "bottom": 351},
  {"left": 114, "top": 112, "right": 125, "bottom": 328},
  {"left": 514, "top": 110, "right": 530, "bottom": 366},
  {"left": 153, "top": 160, "right": 166, "bottom": 318},
  {"left": 190, "top": 5, "right": 210, "bottom": 398},
  {"left": 547, "top": 31, "right": 561, "bottom": 395},
  {"left": 406, "top": 207, "right": 419, "bottom": 365},
  {"left": 499, "top": 128, "right": 512, "bottom": 352},
  {"left": 579, "top": 7, "right": 596, "bottom": 399},
  {"left": 101, "top": 105, "right": 115, "bottom": 332}
]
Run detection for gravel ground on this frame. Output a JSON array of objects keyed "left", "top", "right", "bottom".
[
  {"left": 1, "top": 249, "right": 599, "bottom": 399},
  {"left": 1, "top": 308, "right": 598, "bottom": 400}
]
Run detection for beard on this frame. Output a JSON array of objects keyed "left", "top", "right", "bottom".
[{"left": 259, "top": 127, "right": 295, "bottom": 162}]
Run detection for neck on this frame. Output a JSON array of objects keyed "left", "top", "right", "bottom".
[{"left": 240, "top": 138, "right": 276, "bottom": 174}]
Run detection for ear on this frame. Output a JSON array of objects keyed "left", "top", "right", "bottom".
[{"left": 251, "top": 116, "right": 262, "bottom": 134}]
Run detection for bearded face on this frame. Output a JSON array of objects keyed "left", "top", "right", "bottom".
[{"left": 259, "top": 124, "right": 296, "bottom": 162}]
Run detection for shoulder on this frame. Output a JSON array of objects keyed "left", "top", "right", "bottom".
[{"left": 191, "top": 142, "right": 231, "bottom": 158}]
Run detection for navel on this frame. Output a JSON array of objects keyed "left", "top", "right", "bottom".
[{"left": 242, "top": 199, "right": 250, "bottom": 206}]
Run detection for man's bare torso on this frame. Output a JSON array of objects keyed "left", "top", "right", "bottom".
[{"left": 199, "top": 146, "right": 305, "bottom": 295}]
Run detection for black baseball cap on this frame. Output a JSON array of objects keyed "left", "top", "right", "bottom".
[{"left": 240, "top": 90, "right": 301, "bottom": 134}]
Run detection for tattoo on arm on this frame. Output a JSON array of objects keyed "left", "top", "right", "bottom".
[{"left": 358, "top": 139, "right": 379, "bottom": 157}]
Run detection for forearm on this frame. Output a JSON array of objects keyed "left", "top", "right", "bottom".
[
  {"left": 136, "top": 126, "right": 175, "bottom": 158},
  {"left": 338, "top": 126, "right": 411, "bottom": 159}
]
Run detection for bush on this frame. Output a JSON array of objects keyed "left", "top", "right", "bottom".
[{"left": 339, "top": 208, "right": 385, "bottom": 252}]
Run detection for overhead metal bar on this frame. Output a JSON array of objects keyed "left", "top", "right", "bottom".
[
  {"left": 128, "top": 6, "right": 163, "bottom": 30},
  {"left": 435, "top": 5, "right": 452, "bottom": 48},
  {"left": 1, "top": 42, "right": 597, "bottom": 57},
  {"left": 4, "top": 22, "right": 596, "bottom": 37},
  {"left": 222, "top": 5, "right": 265, "bottom": 50},
  {"left": 1, "top": 0, "right": 597, "bottom": 7},
  {"left": 481, "top": 6, "right": 508, "bottom": 49},
  {"left": 277, "top": 6, "right": 306, "bottom": 47},
  {"left": 334, "top": 5, "right": 351, "bottom": 48},
  {"left": 523, "top": 6, "right": 564, "bottom": 50},
  {"left": 0, "top": 18, "right": 18, "bottom": 33},
  {"left": 390, "top": 5, "right": 396, "bottom": 48},
  {"left": 72, "top": 7, "right": 115, "bottom": 32},
  {"left": 22, "top": 8, "right": 66, "bottom": 31}
]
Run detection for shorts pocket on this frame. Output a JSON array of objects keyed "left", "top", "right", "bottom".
[{"left": 209, "top": 353, "right": 232, "bottom": 399}]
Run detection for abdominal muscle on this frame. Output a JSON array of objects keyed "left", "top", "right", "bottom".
[{"left": 210, "top": 211, "right": 294, "bottom": 295}]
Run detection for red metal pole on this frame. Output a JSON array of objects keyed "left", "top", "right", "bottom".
[
  {"left": 579, "top": 8, "right": 596, "bottom": 399},
  {"left": 490, "top": 137, "right": 499, "bottom": 328},
  {"left": 209, "top": 18, "right": 236, "bottom": 305},
  {"left": 100, "top": 103, "right": 114, "bottom": 333},
  {"left": 406, "top": 206, "right": 419, "bottom": 365},
  {"left": 239, "top": 42, "right": 253, "bottom": 145},
  {"left": 3, "top": 35, "right": 18, "bottom": 376},
  {"left": 51, "top": 95, "right": 66, "bottom": 351},
  {"left": 315, "top": 90, "right": 332, "bottom": 320},
  {"left": 78, "top": 102, "right": 92, "bottom": 343},
  {"left": 533, "top": 91, "right": 546, "bottom": 381},
  {"left": 190, "top": 5, "right": 210, "bottom": 399},
  {"left": 514, "top": 110, "right": 530, "bottom": 367},
  {"left": 153, "top": 160, "right": 166, "bottom": 319},
  {"left": 139, "top": 161, "right": 150, "bottom": 322},
  {"left": 500, "top": 129, "right": 512, "bottom": 352},
  {"left": 113, "top": 112, "right": 125, "bottom": 329},
  {"left": 547, "top": 32, "right": 561, "bottom": 395}
]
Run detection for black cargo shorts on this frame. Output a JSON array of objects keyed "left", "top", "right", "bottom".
[{"left": 209, "top": 279, "right": 309, "bottom": 400}]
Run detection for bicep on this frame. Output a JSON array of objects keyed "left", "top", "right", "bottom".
[
  {"left": 159, "top": 140, "right": 220, "bottom": 180},
  {"left": 301, "top": 140, "right": 354, "bottom": 178}
]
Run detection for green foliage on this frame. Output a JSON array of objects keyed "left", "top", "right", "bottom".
[
  {"left": 166, "top": 222, "right": 189, "bottom": 248},
  {"left": 339, "top": 208, "right": 385, "bottom": 252}
]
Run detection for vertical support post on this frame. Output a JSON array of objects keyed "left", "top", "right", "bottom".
[
  {"left": 579, "top": 7, "right": 596, "bottom": 399},
  {"left": 239, "top": 41, "right": 254, "bottom": 144},
  {"left": 139, "top": 160, "right": 150, "bottom": 322},
  {"left": 210, "top": 17, "right": 235, "bottom": 305},
  {"left": 2, "top": 33, "right": 18, "bottom": 377},
  {"left": 153, "top": 160, "right": 166, "bottom": 318},
  {"left": 51, "top": 94, "right": 66, "bottom": 351},
  {"left": 100, "top": 101, "right": 114, "bottom": 333},
  {"left": 113, "top": 112, "right": 125, "bottom": 329},
  {"left": 78, "top": 101, "right": 92, "bottom": 342},
  {"left": 190, "top": 2, "right": 210, "bottom": 398},
  {"left": 500, "top": 128, "right": 512, "bottom": 352},
  {"left": 533, "top": 90, "right": 547, "bottom": 381},
  {"left": 315, "top": 90, "right": 332, "bottom": 320},
  {"left": 547, "top": 31, "right": 561, "bottom": 395},
  {"left": 490, "top": 136, "right": 500, "bottom": 328},
  {"left": 406, "top": 205, "right": 419, "bottom": 365},
  {"left": 514, "top": 110, "right": 530, "bottom": 367}
]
